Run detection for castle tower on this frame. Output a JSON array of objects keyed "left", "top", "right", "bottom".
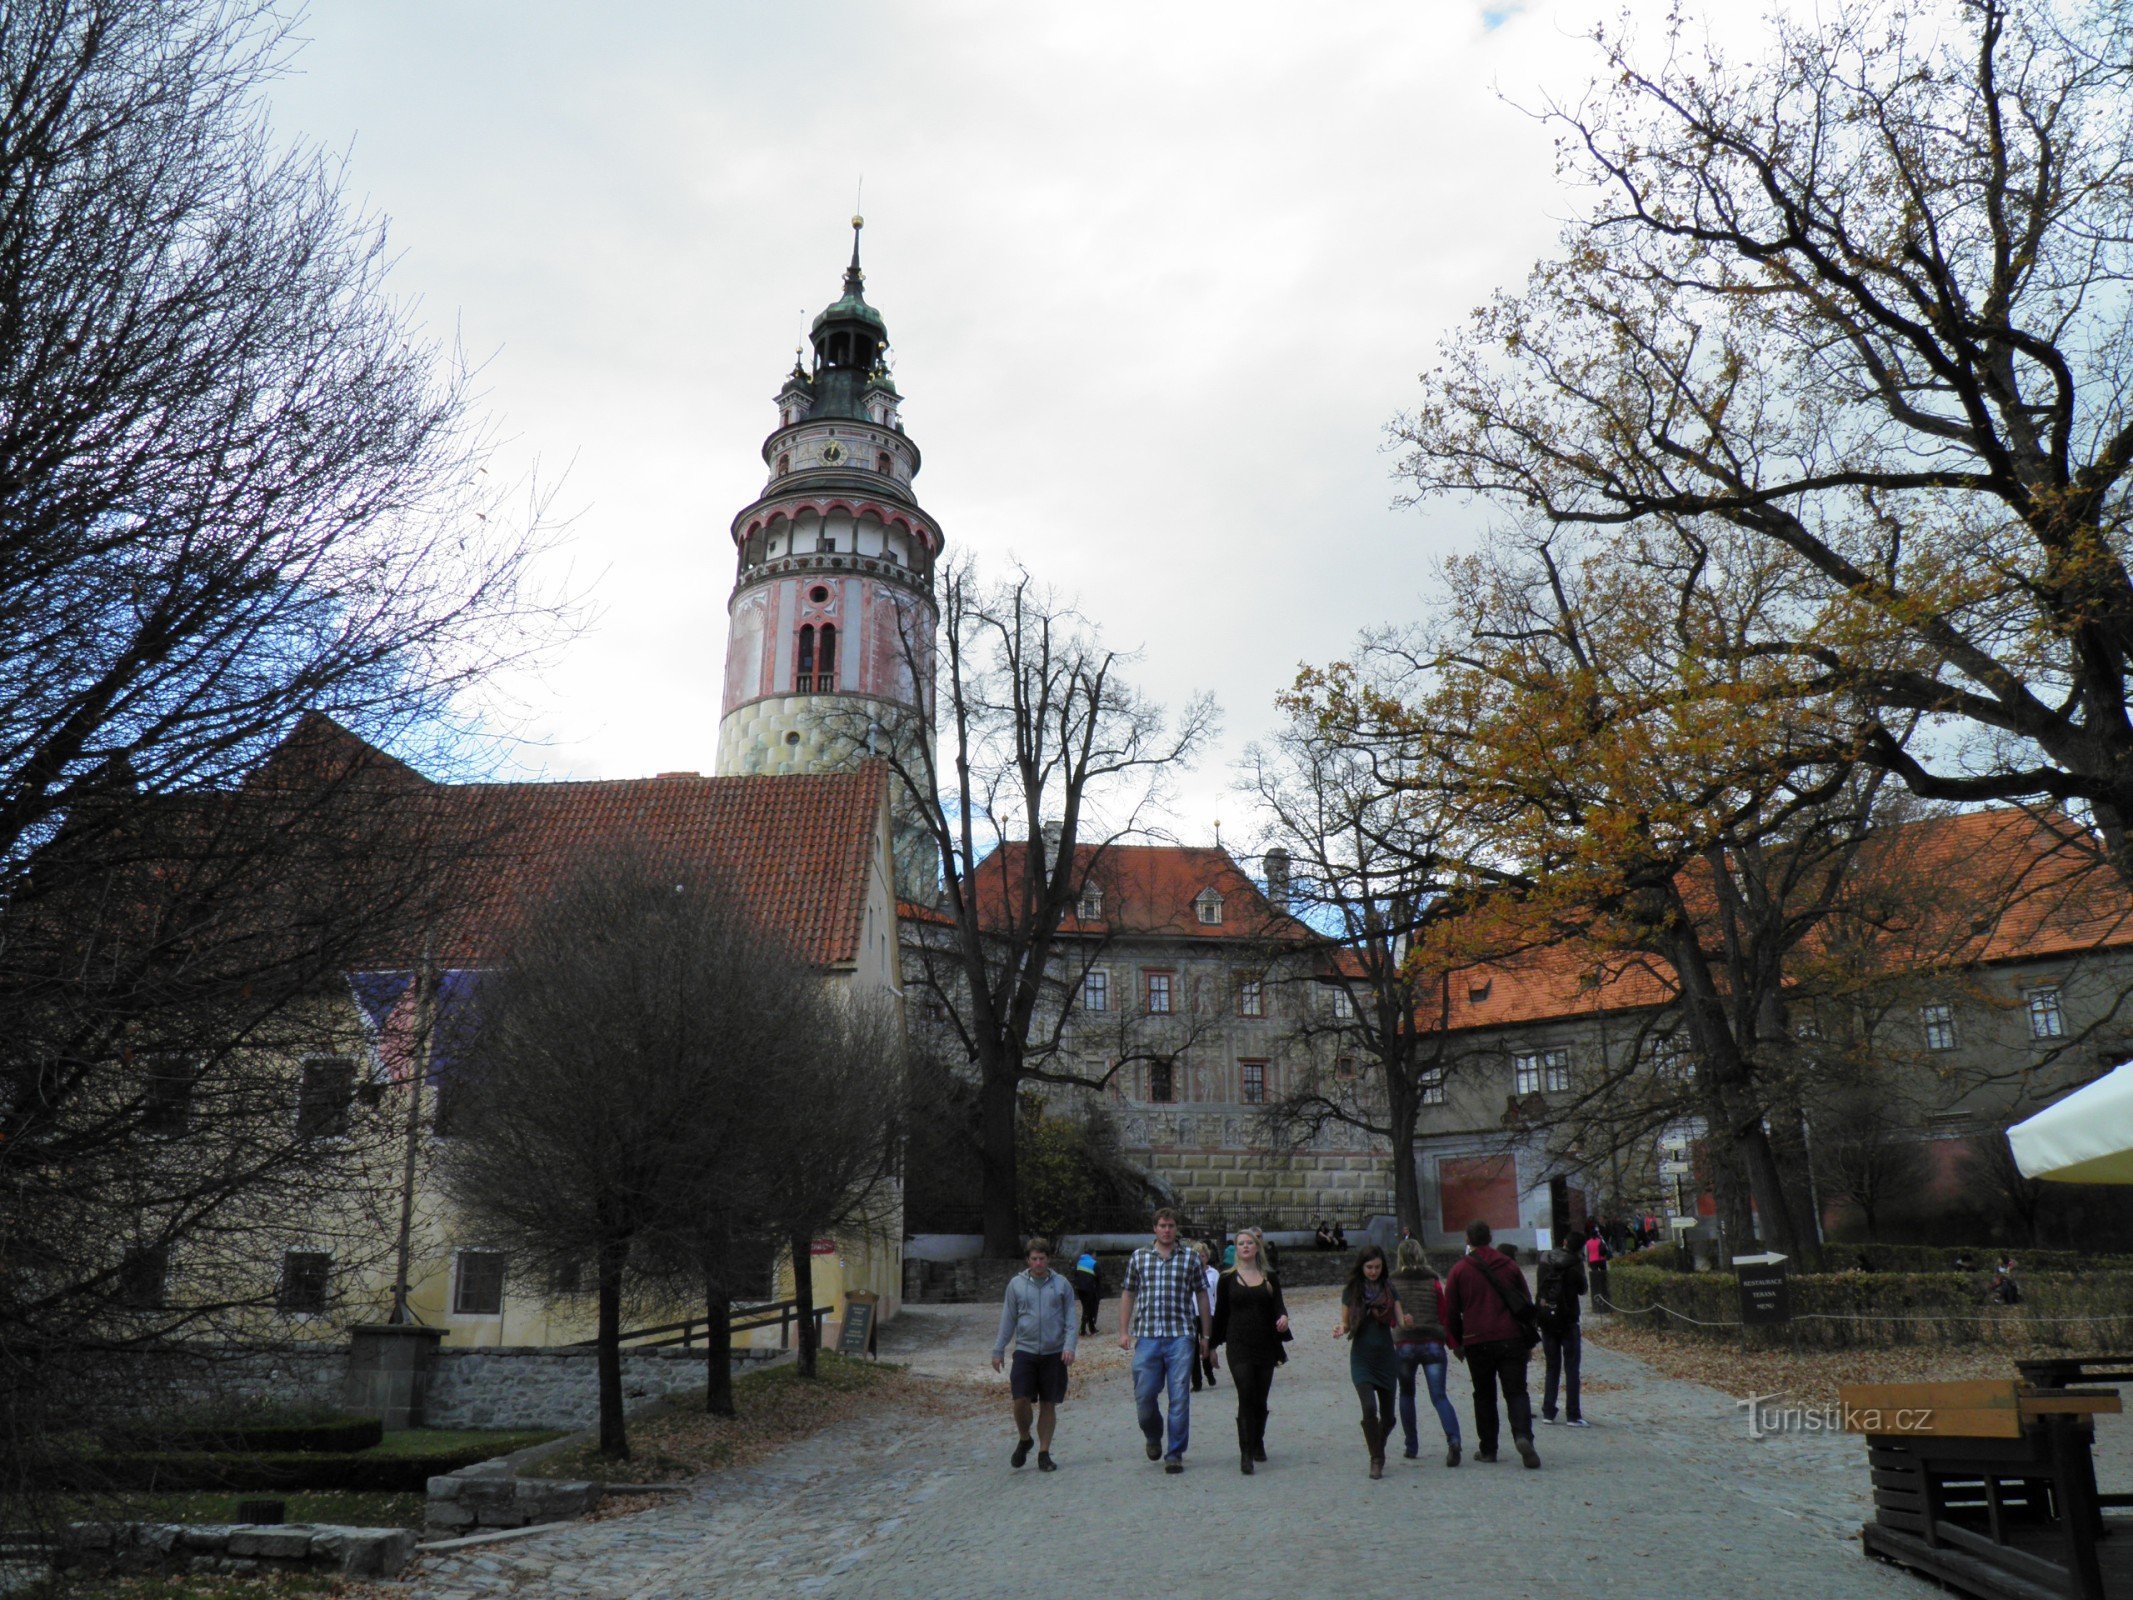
[{"left": 714, "top": 219, "right": 941, "bottom": 832}]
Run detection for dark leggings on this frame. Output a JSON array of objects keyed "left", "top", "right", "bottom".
[
  {"left": 1229, "top": 1353, "right": 1276, "bottom": 1452},
  {"left": 1355, "top": 1382, "right": 1395, "bottom": 1430}
]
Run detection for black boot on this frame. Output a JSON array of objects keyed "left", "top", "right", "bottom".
[{"left": 1238, "top": 1417, "right": 1254, "bottom": 1475}]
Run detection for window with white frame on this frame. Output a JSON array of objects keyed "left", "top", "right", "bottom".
[
  {"left": 454, "top": 1251, "right": 508, "bottom": 1316},
  {"left": 1920, "top": 1002, "right": 1958, "bottom": 1052},
  {"left": 1420, "top": 1069, "right": 1446, "bottom": 1106},
  {"left": 1331, "top": 987, "right": 1356, "bottom": 1021},
  {"left": 1514, "top": 1049, "right": 1570, "bottom": 1095},
  {"left": 1078, "top": 884, "right": 1103, "bottom": 920},
  {"left": 1194, "top": 889, "right": 1224, "bottom": 926},
  {"left": 1237, "top": 977, "right": 1264, "bottom": 1018},
  {"left": 1239, "top": 1060, "right": 1267, "bottom": 1105},
  {"left": 2027, "top": 986, "right": 2066, "bottom": 1040},
  {"left": 278, "top": 1251, "right": 331, "bottom": 1314},
  {"left": 295, "top": 1059, "right": 354, "bottom": 1141},
  {"left": 1083, "top": 968, "right": 1110, "bottom": 1012},
  {"left": 1145, "top": 971, "right": 1173, "bottom": 1014},
  {"left": 1651, "top": 1037, "right": 1694, "bottom": 1083}
]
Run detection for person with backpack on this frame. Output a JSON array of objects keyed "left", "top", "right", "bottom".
[
  {"left": 1536, "top": 1241, "right": 1590, "bottom": 1428},
  {"left": 1072, "top": 1249, "right": 1103, "bottom": 1336},
  {"left": 1443, "top": 1218, "right": 1541, "bottom": 1468},
  {"left": 1583, "top": 1223, "right": 1611, "bottom": 1313},
  {"left": 1390, "top": 1239, "right": 1462, "bottom": 1467}
]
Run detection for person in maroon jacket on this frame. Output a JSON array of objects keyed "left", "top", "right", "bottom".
[{"left": 1442, "top": 1219, "right": 1541, "bottom": 1468}]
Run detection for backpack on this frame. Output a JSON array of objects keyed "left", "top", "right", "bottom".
[{"left": 1535, "top": 1249, "right": 1576, "bottom": 1335}]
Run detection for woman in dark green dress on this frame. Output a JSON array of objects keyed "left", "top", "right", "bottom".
[{"left": 1335, "top": 1245, "right": 1402, "bottom": 1478}]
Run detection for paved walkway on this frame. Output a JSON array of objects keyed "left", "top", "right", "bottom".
[{"left": 398, "top": 1287, "right": 1957, "bottom": 1599}]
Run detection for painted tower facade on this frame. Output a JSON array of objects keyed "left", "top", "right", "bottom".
[{"left": 715, "top": 220, "right": 941, "bottom": 817}]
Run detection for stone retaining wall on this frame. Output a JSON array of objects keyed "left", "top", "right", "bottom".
[
  {"left": 55, "top": 1521, "right": 414, "bottom": 1580},
  {"left": 424, "top": 1464, "right": 602, "bottom": 1534},
  {"left": 424, "top": 1345, "right": 774, "bottom": 1429}
]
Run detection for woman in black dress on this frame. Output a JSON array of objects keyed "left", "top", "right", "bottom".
[{"left": 1210, "top": 1228, "right": 1291, "bottom": 1475}]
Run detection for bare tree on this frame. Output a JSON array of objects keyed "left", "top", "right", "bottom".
[
  {"left": 439, "top": 854, "right": 819, "bottom": 1459},
  {"left": 0, "top": 0, "right": 558, "bottom": 1527},
  {"left": 1396, "top": 0, "right": 2133, "bottom": 885},
  {"left": 827, "top": 560, "right": 1216, "bottom": 1254}
]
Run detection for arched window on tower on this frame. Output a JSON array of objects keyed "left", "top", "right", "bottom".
[
  {"left": 876, "top": 451, "right": 892, "bottom": 475},
  {"left": 776, "top": 453, "right": 790, "bottom": 477},
  {"left": 796, "top": 624, "right": 816, "bottom": 694},
  {"left": 816, "top": 623, "right": 837, "bottom": 691}
]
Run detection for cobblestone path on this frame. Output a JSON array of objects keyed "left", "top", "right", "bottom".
[{"left": 400, "top": 1289, "right": 1938, "bottom": 1600}]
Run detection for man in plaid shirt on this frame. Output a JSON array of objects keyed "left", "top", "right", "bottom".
[{"left": 1116, "top": 1207, "right": 1212, "bottom": 1472}]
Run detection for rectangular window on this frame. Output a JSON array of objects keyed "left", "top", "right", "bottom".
[
  {"left": 1335, "top": 1056, "right": 1357, "bottom": 1082},
  {"left": 278, "top": 1251, "right": 331, "bottom": 1314},
  {"left": 453, "top": 1251, "right": 508, "bottom": 1316},
  {"left": 1331, "top": 988, "right": 1356, "bottom": 1021},
  {"left": 1237, "top": 978, "right": 1264, "bottom": 1018},
  {"left": 2027, "top": 987, "right": 2066, "bottom": 1041},
  {"left": 1514, "top": 1049, "right": 1570, "bottom": 1095},
  {"left": 1083, "top": 969, "right": 1110, "bottom": 1013},
  {"left": 1920, "top": 1003, "right": 1957, "bottom": 1052},
  {"left": 295, "top": 1059, "right": 355, "bottom": 1141},
  {"left": 1078, "top": 886, "right": 1103, "bottom": 921},
  {"left": 1240, "top": 1061, "right": 1267, "bottom": 1105},
  {"left": 1148, "top": 1061, "right": 1175, "bottom": 1103},
  {"left": 1420, "top": 1069, "right": 1446, "bottom": 1106},
  {"left": 142, "top": 1057, "right": 197, "bottom": 1134},
  {"left": 117, "top": 1246, "right": 169, "bottom": 1310},
  {"left": 1145, "top": 971, "right": 1173, "bottom": 1014}
]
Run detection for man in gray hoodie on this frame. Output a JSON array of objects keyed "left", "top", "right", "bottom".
[{"left": 990, "top": 1236, "right": 1080, "bottom": 1470}]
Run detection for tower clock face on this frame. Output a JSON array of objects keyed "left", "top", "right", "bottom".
[{"left": 818, "top": 441, "right": 847, "bottom": 465}]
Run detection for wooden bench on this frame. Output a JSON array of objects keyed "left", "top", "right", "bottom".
[{"left": 1841, "top": 1378, "right": 2126, "bottom": 1600}]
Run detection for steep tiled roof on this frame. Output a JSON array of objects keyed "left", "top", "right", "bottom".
[
  {"left": 283, "top": 721, "right": 887, "bottom": 969},
  {"left": 1428, "top": 807, "right": 2133, "bottom": 1035},
  {"left": 973, "top": 841, "right": 1312, "bottom": 944}
]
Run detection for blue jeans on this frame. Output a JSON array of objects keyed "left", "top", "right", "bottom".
[
  {"left": 1543, "top": 1322, "right": 1582, "bottom": 1421},
  {"left": 1396, "top": 1340, "right": 1461, "bottom": 1453},
  {"left": 1131, "top": 1334, "right": 1196, "bottom": 1458}
]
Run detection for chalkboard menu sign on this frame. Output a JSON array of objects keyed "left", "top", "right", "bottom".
[
  {"left": 837, "top": 1292, "right": 878, "bottom": 1357},
  {"left": 1734, "top": 1256, "right": 1791, "bottom": 1327}
]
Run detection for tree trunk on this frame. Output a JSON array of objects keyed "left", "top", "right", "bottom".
[
  {"left": 704, "top": 1274, "right": 734, "bottom": 1417},
  {"left": 595, "top": 1240, "right": 629, "bottom": 1460},
  {"left": 790, "top": 1231, "right": 819, "bottom": 1378},
  {"left": 1388, "top": 1079, "right": 1423, "bottom": 1238},
  {"left": 977, "top": 1061, "right": 1021, "bottom": 1257}
]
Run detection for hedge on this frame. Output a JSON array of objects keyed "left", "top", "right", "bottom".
[
  {"left": 70, "top": 1437, "right": 518, "bottom": 1494},
  {"left": 98, "top": 1414, "right": 383, "bottom": 1455},
  {"left": 1603, "top": 1261, "right": 2133, "bottom": 1348}
]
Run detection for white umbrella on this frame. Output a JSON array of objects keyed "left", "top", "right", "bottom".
[{"left": 2007, "top": 1063, "right": 2133, "bottom": 1184}]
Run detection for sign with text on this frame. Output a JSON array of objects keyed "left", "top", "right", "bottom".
[
  {"left": 1734, "top": 1253, "right": 1791, "bottom": 1326},
  {"left": 837, "top": 1292, "right": 878, "bottom": 1357}
]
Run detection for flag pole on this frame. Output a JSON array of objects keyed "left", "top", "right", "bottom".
[{"left": 389, "top": 950, "right": 435, "bottom": 1325}]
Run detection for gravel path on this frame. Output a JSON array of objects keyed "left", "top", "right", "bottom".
[{"left": 399, "top": 1289, "right": 1934, "bottom": 1599}]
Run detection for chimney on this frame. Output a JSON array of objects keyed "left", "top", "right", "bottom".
[
  {"left": 1263, "top": 848, "right": 1291, "bottom": 908},
  {"left": 1041, "top": 820, "right": 1064, "bottom": 859}
]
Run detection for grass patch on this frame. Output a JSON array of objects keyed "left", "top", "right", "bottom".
[
  {"left": 1587, "top": 1315, "right": 2084, "bottom": 1403},
  {"left": 526, "top": 1352, "right": 961, "bottom": 1485},
  {"left": 366, "top": 1429, "right": 560, "bottom": 1461}
]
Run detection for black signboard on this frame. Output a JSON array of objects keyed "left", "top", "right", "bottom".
[
  {"left": 1736, "top": 1258, "right": 1791, "bottom": 1326},
  {"left": 837, "top": 1292, "right": 878, "bottom": 1357}
]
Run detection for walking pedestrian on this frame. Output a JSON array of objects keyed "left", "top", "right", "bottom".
[
  {"left": 1334, "top": 1245, "right": 1402, "bottom": 1479},
  {"left": 990, "top": 1237, "right": 1079, "bottom": 1472},
  {"left": 1196, "top": 1245, "right": 1221, "bottom": 1389},
  {"left": 1536, "top": 1239, "right": 1590, "bottom": 1428},
  {"left": 1390, "top": 1239, "right": 1462, "bottom": 1467},
  {"left": 1072, "top": 1249, "right": 1103, "bottom": 1336},
  {"left": 1211, "top": 1228, "right": 1290, "bottom": 1474},
  {"left": 1117, "top": 1207, "right": 1213, "bottom": 1474},
  {"left": 1584, "top": 1222, "right": 1611, "bottom": 1314},
  {"left": 1443, "top": 1219, "right": 1542, "bottom": 1469}
]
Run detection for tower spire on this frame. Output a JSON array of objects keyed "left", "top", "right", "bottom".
[{"left": 845, "top": 214, "right": 865, "bottom": 296}]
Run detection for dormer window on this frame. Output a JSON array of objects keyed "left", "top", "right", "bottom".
[
  {"left": 1194, "top": 889, "right": 1224, "bottom": 926},
  {"left": 1078, "top": 884, "right": 1103, "bottom": 920}
]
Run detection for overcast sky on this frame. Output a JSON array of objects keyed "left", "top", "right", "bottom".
[{"left": 267, "top": 0, "right": 1705, "bottom": 846}]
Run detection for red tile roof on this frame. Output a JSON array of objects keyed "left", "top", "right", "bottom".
[
  {"left": 277, "top": 719, "right": 888, "bottom": 969},
  {"left": 1427, "top": 807, "right": 2133, "bottom": 1034},
  {"left": 972, "top": 842, "right": 1312, "bottom": 944}
]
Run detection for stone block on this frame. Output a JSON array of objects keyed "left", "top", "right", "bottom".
[
  {"left": 427, "top": 1474, "right": 462, "bottom": 1499},
  {"left": 177, "top": 1526, "right": 237, "bottom": 1551},
  {"left": 311, "top": 1526, "right": 416, "bottom": 1577},
  {"left": 227, "top": 1528, "right": 312, "bottom": 1560},
  {"left": 423, "top": 1504, "right": 476, "bottom": 1532}
]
